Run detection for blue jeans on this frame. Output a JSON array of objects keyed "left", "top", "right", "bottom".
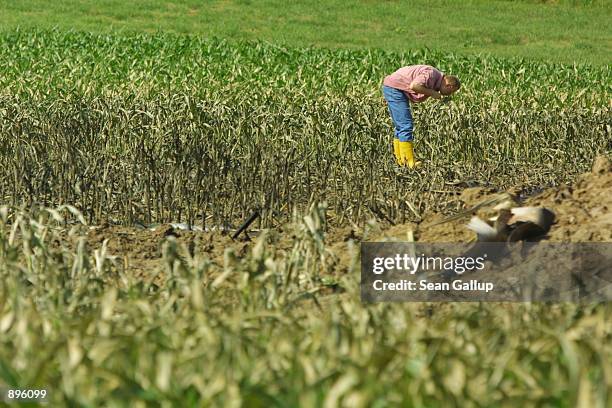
[{"left": 382, "top": 85, "right": 414, "bottom": 142}]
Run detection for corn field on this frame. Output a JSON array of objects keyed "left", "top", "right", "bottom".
[
  {"left": 0, "top": 30, "right": 611, "bottom": 406},
  {"left": 0, "top": 30, "right": 610, "bottom": 228}
]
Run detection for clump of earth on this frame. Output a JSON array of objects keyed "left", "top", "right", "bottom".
[{"left": 381, "top": 155, "right": 612, "bottom": 243}]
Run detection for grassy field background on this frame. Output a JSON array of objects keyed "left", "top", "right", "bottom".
[{"left": 0, "top": 0, "right": 610, "bottom": 65}]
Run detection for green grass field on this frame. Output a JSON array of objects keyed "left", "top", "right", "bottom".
[{"left": 0, "top": 0, "right": 610, "bottom": 65}]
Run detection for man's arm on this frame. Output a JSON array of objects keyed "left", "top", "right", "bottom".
[{"left": 409, "top": 82, "right": 442, "bottom": 99}]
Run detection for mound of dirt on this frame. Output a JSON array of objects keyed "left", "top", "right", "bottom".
[
  {"left": 379, "top": 155, "right": 611, "bottom": 243},
  {"left": 369, "top": 156, "right": 611, "bottom": 301},
  {"left": 525, "top": 155, "right": 612, "bottom": 242}
]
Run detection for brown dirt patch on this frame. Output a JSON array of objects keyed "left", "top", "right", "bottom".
[{"left": 379, "top": 155, "right": 612, "bottom": 244}]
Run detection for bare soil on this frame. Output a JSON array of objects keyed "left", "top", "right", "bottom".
[{"left": 380, "top": 155, "right": 612, "bottom": 243}]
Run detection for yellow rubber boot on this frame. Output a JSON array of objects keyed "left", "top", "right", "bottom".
[
  {"left": 398, "top": 141, "right": 418, "bottom": 168},
  {"left": 393, "top": 139, "right": 400, "bottom": 164}
]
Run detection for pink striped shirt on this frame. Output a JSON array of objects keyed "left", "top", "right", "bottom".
[{"left": 383, "top": 65, "right": 444, "bottom": 103}]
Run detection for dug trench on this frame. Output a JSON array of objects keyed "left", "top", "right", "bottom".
[{"left": 59, "top": 155, "right": 611, "bottom": 292}]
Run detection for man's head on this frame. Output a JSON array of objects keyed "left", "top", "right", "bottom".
[{"left": 440, "top": 75, "right": 461, "bottom": 96}]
